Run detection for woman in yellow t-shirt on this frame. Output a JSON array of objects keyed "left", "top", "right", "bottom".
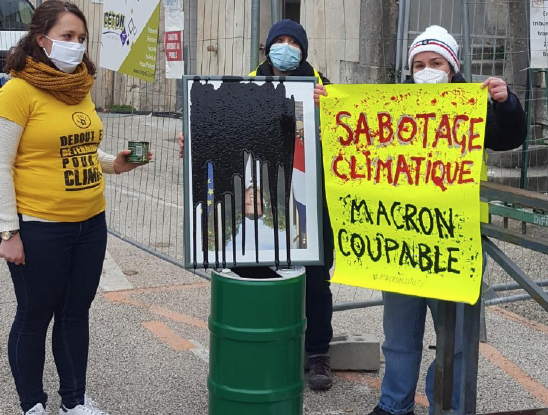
[{"left": 0, "top": 2, "right": 151, "bottom": 414}]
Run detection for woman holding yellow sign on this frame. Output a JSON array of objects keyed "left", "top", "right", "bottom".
[{"left": 316, "top": 25, "right": 526, "bottom": 415}]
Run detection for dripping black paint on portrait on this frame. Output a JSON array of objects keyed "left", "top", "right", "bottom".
[{"left": 189, "top": 79, "right": 296, "bottom": 269}]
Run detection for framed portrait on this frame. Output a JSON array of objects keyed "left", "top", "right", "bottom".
[{"left": 183, "top": 76, "right": 323, "bottom": 269}]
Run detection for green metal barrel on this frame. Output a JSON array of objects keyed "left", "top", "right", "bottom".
[{"left": 208, "top": 267, "right": 306, "bottom": 415}]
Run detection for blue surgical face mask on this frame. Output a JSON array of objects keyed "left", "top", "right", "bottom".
[{"left": 269, "top": 43, "right": 301, "bottom": 72}]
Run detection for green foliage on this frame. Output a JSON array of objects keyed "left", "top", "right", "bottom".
[
  {"left": 386, "top": 65, "right": 402, "bottom": 84},
  {"left": 206, "top": 204, "right": 243, "bottom": 251},
  {"left": 261, "top": 189, "right": 287, "bottom": 231},
  {"left": 482, "top": 45, "right": 505, "bottom": 60},
  {"left": 109, "top": 104, "right": 135, "bottom": 113}
]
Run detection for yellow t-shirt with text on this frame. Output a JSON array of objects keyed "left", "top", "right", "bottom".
[{"left": 0, "top": 78, "right": 106, "bottom": 222}]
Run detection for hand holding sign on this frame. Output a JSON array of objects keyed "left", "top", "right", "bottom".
[
  {"left": 314, "top": 83, "right": 327, "bottom": 107},
  {"left": 481, "top": 77, "right": 508, "bottom": 103},
  {"left": 320, "top": 83, "right": 488, "bottom": 304}
]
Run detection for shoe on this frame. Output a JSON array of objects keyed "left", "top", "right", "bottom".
[
  {"left": 367, "top": 406, "right": 415, "bottom": 415},
  {"left": 308, "top": 353, "right": 333, "bottom": 391},
  {"left": 59, "top": 395, "right": 109, "bottom": 415},
  {"left": 23, "top": 403, "right": 50, "bottom": 415}
]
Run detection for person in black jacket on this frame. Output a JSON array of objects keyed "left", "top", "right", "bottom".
[
  {"left": 316, "top": 24, "right": 526, "bottom": 415},
  {"left": 245, "top": 19, "right": 335, "bottom": 392},
  {"left": 180, "top": 19, "right": 335, "bottom": 391},
  {"left": 377, "top": 26, "right": 526, "bottom": 415}
]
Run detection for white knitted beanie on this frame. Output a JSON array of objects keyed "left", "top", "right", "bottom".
[{"left": 408, "top": 25, "right": 460, "bottom": 73}]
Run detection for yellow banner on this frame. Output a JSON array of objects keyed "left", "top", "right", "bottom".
[{"left": 320, "top": 84, "right": 488, "bottom": 304}]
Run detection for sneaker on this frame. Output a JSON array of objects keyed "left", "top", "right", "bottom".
[
  {"left": 367, "top": 406, "right": 415, "bottom": 415},
  {"left": 23, "top": 403, "right": 50, "bottom": 415},
  {"left": 308, "top": 353, "right": 333, "bottom": 391},
  {"left": 59, "top": 396, "right": 109, "bottom": 415}
]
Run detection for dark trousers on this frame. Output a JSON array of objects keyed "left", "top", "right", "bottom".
[
  {"left": 7, "top": 212, "right": 107, "bottom": 412},
  {"left": 232, "top": 205, "right": 334, "bottom": 355},
  {"left": 304, "top": 206, "right": 334, "bottom": 355}
]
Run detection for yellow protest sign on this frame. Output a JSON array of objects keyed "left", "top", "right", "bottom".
[{"left": 320, "top": 84, "right": 488, "bottom": 304}]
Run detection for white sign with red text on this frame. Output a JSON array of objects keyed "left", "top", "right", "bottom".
[{"left": 165, "top": 1, "right": 184, "bottom": 78}]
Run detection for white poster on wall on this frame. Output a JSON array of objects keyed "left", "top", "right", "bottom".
[
  {"left": 531, "top": 0, "right": 548, "bottom": 68},
  {"left": 164, "top": 0, "right": 185, "bottom": 78},
  {"left": 100, "top": 0, "right": 160, "bottom": 82}
]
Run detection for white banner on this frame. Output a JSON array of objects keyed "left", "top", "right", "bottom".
[
  {"left": 100, "top": 0, "right": 160, "bottom": 82},
  {"left": 164, "top": 0, "right": 185, "bottom": 79},
  {"left": 531, "top": 0, "right": 548, "bottom": 68}
]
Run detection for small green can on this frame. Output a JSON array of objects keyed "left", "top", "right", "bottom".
[{"left": 127, "top": 141, "right": 149, "bottom": 164}]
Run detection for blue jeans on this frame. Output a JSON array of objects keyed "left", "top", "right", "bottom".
[
  {"left": 378, "top": 292, "right": 464, "bottom": 415},
  {"left": 7, "top": 212, "right": 107, "bottom": 412}
]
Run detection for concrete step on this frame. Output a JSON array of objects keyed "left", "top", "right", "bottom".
[
  {"left": 487, "top": 165, "right": 548, "bottom": 192},
  {"left": 470, "top": 44, "right": 505, "bottom": 62},
  {"left": 486, "top": 145, "right": 548, "bottom": 169},
  {"left": 471, "top": 60, "right": 504, "bottom": 76}
]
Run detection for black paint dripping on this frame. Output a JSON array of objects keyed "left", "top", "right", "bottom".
[{"left": 190, "top": 79, "right": 295, "bottom": 269}]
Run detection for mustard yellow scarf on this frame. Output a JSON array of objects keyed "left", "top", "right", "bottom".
[{"left": 11, "top": 57, "right": 94, "bottom": 105}]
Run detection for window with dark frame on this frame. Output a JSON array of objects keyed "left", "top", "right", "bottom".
[{"left": 283, "top": 0, "right": 301, "bottom": 23}]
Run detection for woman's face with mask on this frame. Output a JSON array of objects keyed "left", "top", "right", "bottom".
[
  {"left": 412, "top": 51, "right": 453, "bottom": 84},
  {"left": 36, "top": 12, "right": 87, "bottom": 73},
  {"left": 37, "top": 12, "right": 87, "bottom": 53}
]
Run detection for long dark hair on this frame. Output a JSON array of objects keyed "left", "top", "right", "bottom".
[{"left": 5, "top": 1, "right": 96, "bottom": 75}]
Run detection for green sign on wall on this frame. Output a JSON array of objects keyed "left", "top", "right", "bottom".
[{"left": 100, "top": 0, "right": 160, "bottom": 82}]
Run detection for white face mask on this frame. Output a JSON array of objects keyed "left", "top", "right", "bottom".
[
  {"left": 413, "top": 67, "right": 450, "bottom": 84},
  {"left": 43, "top": 36, "right": 86, "bottom": 73}
]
